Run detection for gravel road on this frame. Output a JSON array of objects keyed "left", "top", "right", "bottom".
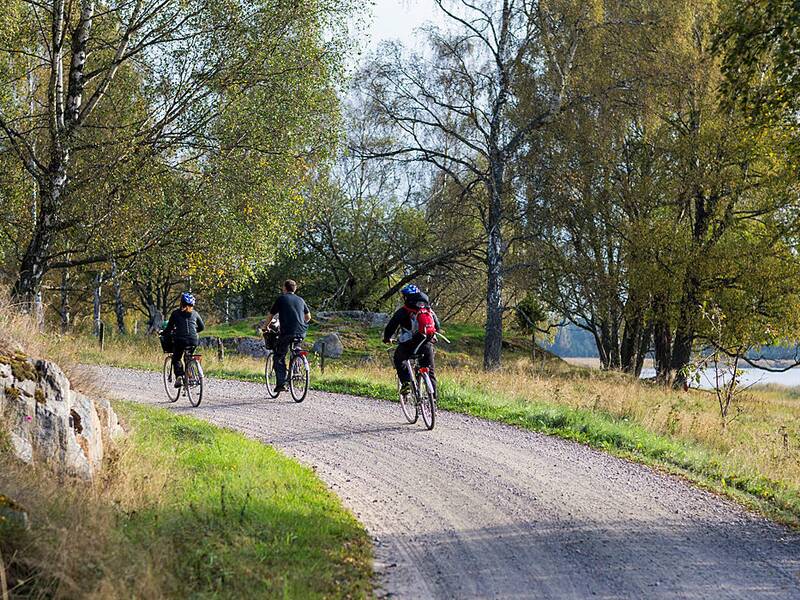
[{"left": 90, "top": 366, "right": 800, "bottom": 599}]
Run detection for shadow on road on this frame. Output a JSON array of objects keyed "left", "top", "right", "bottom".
[{"left": 378, "top": 519, "right": 800, "bottom": 600}]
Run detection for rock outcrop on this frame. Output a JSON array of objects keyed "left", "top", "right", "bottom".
[
  {"left": 197, "top": 336, "right": 269, "bottom": 358},
  {"left": 316, "top": 311, "right": 390, "bottom": 328},
  {"left": 312, "top": 333, "right": 344, "bottom": 358},
  {"left": 0, "top": 352, "right": 123, "bottom": 479}
]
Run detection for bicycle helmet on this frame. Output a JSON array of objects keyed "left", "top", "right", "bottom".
[
  {"left": 401, "top": 284, "right": 420, "bottom": 297},
  {"left": 181, "top": 292, "right": 196, "bottom": 306}
]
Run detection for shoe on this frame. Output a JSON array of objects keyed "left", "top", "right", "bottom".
[
  {"left": 174, "top": 377, "right": 183, "bottom": 388},
  {"left": 275, "top": 384, "right": 287, "bottom": 393},
  {"left": 399, "top": 382, "right": 411, "bottom": 395}
]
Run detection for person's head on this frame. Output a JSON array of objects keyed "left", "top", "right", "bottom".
[
  {"left": 283, "top": 279, "right": 298, "bottom": 293},
  {"left": 180, "top": 291, "right": 196, "bottom": 311},
  {"left": 401, "top": 284, "right": 420, "bottom": 299}
]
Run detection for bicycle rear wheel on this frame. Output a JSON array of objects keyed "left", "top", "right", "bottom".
[
  {"left": 398, "top": 378, "right": 418, "bottom": 424},
  {"left": 289, "top": 355, "right": 309, "bottom": 403},
  {"left": 163, "top": 355, "right": 179, "bottom": 402},
  {"left": 264, "top": 352, "right": 279, "bottom": 398},
  {"left": 419, "top": 373, "right": 435, "bottom": 430},
  {"left": 185, "top": 359, "right": 204, "bottom": 407}
]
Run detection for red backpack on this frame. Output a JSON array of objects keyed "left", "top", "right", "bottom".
[{"left": 404, "top": 305, "right": 437, "bottom": 337}]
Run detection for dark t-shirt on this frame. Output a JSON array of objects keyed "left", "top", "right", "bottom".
[{"left": 270, "top": 293, "right": 310, "bottom": 337}]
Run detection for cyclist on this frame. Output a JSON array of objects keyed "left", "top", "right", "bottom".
[
  {"left": 383, "top": 284, "right": 441, "bottom": 396},
  {"left": 164, "top": 292, "right": 205, "bottom": 388},
  {"left": 264, "top": 279, "right": 311, "bottom": 392}
]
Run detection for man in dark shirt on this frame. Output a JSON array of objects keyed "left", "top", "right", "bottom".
[
  {"left": 165, "top": 292, "right": 205, "bottom": 387},
  {"left": 265, "top": 279, "right": 311, "bottom": 392},
  {"left": 383, "top": 284, "right": 441, "bottom": 396}
]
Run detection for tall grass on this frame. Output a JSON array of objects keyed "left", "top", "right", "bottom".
[{"left": 0, "top": 402, "right": 372, "bottom": 598}]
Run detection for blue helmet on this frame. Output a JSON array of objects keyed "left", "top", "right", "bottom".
[
  {"left": 401, "top": 284, "right": 420, "bottom": 297},
  {"left": 181, "top": 292, "right": 196, "bottom": 306}
]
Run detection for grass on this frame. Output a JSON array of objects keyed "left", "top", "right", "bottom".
[
  {"left": 0, "top": 401, "right": 372, "bottom": 599},
  {"left": 71, "top": 323, "right": 800, "bottom": 529}
]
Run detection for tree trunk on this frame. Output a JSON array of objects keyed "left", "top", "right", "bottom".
[
  {"left": 484, "top": 203, "right": 504, "bottom": 371},
  {"left": 59, "top": 268, "right": 70, "bottom": 333},
  {"left": 652, "top": 293, "right": 673, "bottom": 384},
  {"left": 146, "top": 302, "right": 162, "bottom": 334},
  {"left": 93, "top": 271, "right": 104, "bottom": 336},
  {"left": 111, "top": 261, "right": 126, "bottom": 335},
  {"left": 671, "top": 275, "right": 700, "bottom": 389}
]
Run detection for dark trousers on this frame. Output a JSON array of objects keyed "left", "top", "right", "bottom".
[
  {"left": 394, "top": 339, "right": 436, "bottom": 389},
  {"left": 172, "top": 339, "right": 195, "bottom": 377},
  {"left": 274, "top": 334, "right": 302, "bottom": 386}
]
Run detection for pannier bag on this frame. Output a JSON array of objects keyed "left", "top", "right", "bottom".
[
  {"left": 263, "top": 329, "right": 279, "bottom": 351},
  {"left": 159, "top": 331, "right": 174, "bottom": 353}
]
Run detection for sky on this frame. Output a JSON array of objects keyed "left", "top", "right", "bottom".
[{"left": 362, "top": 0, "right": 444, "bottom": 50}]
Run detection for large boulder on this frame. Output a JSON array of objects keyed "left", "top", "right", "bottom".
[
  {"left": 0, "top": 353, "right": 123, "bottom": 480},
  {"left": 312, "top": 333, "right": 344, "bottom": 358}
]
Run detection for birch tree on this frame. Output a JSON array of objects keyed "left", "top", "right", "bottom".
[
  {"left": 367, "top": 0, "right": 593, "bottom": 370},
  {"left": 0, "top": 0, "right": 354, "bottom": 314}
]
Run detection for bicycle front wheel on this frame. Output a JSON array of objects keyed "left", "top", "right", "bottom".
[
  {"left": 163, "top": 355, "right": 179, "bottom": 402},
  {"left": 185, "top": 359, "right": 204, "bottom": 407},
  {"left": 419, "top": 373, "right": 435, "bottom": 430},
  {"left": 264, "top": 353, "right": 279, "bottom": 398},
  {"left": 289, "top": 355, "right": 309, "bottom": 403},
  {"left": 398, "top": 378, "right": 418, "bottom": 424}
]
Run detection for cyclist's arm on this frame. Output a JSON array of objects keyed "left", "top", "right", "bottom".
[
  {"left": 196, "top": 313, "right": 205, "bottom": 334},
  {"left": 303, "top": 303, "right": 311, "bottom": 323},
  {"left": 383, "top": 310, "right": 402, "bottom": 343}
]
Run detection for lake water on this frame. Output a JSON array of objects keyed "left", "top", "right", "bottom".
[{"left": 639, "top": 366, "right": 800, "bottom": 389}]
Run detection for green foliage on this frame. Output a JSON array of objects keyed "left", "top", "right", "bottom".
[
  {"left": 515, "top": 295, "right": 549, "bottom": 335},
  {"left": 717, "top": 0, "right": 800, "bottom": 131},
  {"left": 115, "top": 402, "right": 373, "bottom": 598}
]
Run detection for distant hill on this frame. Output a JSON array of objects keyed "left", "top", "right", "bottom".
[
  {"left": 543, "top": 323, "right": 800, "bottom": 361},
  {"left": 543, "top": 324, "right": 599, "bottom": 358}
]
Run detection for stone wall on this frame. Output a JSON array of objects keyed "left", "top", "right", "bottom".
[{"left": 0, "top": 351, "right": 124, "bottom": 479}]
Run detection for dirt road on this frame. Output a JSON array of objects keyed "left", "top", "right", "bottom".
[{"left": 91, "top": 366, "right": 800, "bottom": 599}]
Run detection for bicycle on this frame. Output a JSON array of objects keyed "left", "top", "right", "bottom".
[
  {"left": 162, "top": 345, "right": 204, "bottom": 407},
  {"left": 264, "top": 336, "right": 309, "bottom": 403},
  {"left": 391, "top": 335, "right": 446, "bottom": 431}
]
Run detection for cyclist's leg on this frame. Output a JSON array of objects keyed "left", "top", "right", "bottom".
[
  {"left": 273, "top": 336, "right": 291, "bottom": 387},
  {"left": 394, "top": 343, "right": 413, "bottom": 382},
  {"left": 172, "top": 340, "right": 187, "bottom": 377},
  {"left": 419, "top": 341, "right": 437, "bottom": 394}
]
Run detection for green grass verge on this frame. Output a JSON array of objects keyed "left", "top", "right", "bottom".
[
  {"left": 1, "top": 400, "right": 372, "bottom": 598},
  {"left": 116, "top": 402, "right": 372, "bottom": 599}
]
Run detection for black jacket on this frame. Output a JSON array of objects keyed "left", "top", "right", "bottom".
[
  {"left": 166, "top": 309, "right": 205, "bottom": 344},
  {"left": 383, "top": 292, "right": 441, "bottom": 343}
]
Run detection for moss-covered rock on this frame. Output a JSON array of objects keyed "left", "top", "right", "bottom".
[{"left": 0, "top": 351, "right": 36, "bottom": 382}]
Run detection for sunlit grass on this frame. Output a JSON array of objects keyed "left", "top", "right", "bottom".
[{"left": 0, "top": 402, "right": 372, "bottom": 598}]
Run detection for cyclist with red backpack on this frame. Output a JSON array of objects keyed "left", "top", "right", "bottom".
[{"left": 383, "top": 284, "right": 441, "bottom": 396}]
